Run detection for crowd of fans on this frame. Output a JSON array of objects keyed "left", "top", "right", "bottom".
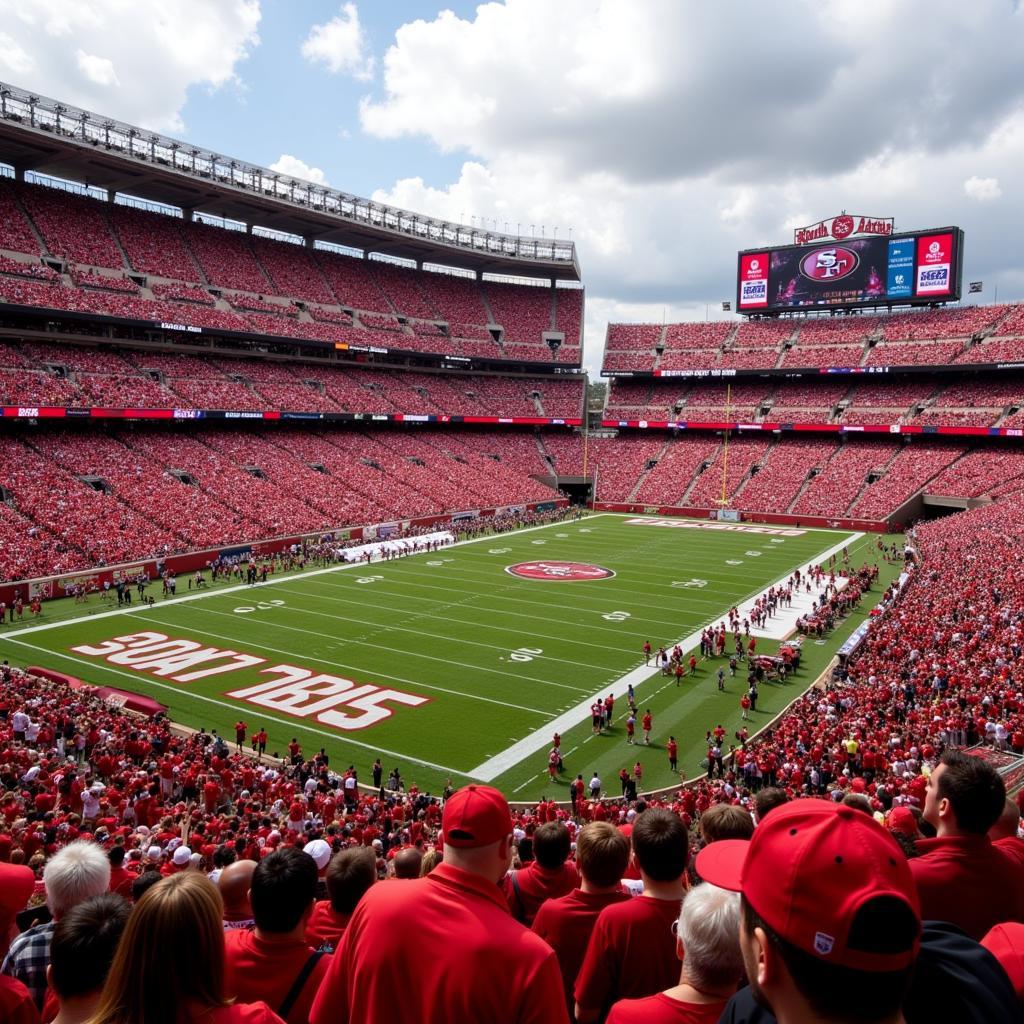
[
  {"left": 1, "top": 497, "right": 1024, "bottom": 1021},
  {"left": 602, "top": 304, "right": 1024, "bottom": 374},
  {"left": 0, "top": 180, "right": 581, "bottom": 361},
  {"left": 0, "top": 425, "right": 563, "bottom": 583}
]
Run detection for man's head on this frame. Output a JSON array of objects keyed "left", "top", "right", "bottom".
[
  {"left": 924, "top": 749, "right": 1006, "bottom": 836},
  {"left": 441, "top": 785, "right": 515, "bottom": 883},
  {"left": 631, "top": 808, "right": 689, "bottom": 883},
  {"left": 753, "top": 788, "right": 789, "bottom": 825},
  {"left": 303, "top": 839, "right": 332, "bottom": 874},
  {"left": 250, "top": 847, "right": 318, "bottom": 935},
  {"left": 988, "top": 797, "right": 1021, "bottom": 843},
  {"left": 44, "top": 840, "right": 112, "bottom": 918},
  {"left": 675, "top": 883, "right": 744, "bottom": 994},
  {"left": 575, "top": 822, "right": 629, "bottom": 889},
  {"left": 532, "top": 821, "right": 571, "bottom": 870},
  {"left": 218, "top": 858, "right": 257, "bottom": 922},
  {"left": 700, "top": 804, "right": 755, "bottom": 845},
  {"left": 47, "top": 893, "right": 130, "bottom": 1008},
  {"left": 697, "top": 800, "right": 921, "bottom": 1024},
  {"left": 326, "top": 847, "right": 376, "bottom": 914},
  {"left": 392, "top": 847, "right": 423, "bottom": 879}
]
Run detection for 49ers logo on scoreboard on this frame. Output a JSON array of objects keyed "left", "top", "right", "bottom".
[
  {"left": 505, "top": 561, "right": 616, "bottom": 581},
  {"left": 799, "top": 245, "right": 859, "bottom": 282}
]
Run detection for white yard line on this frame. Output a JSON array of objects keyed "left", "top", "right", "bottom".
[{"left": 467, "top": 531, "right": 863, "bottom": 781}]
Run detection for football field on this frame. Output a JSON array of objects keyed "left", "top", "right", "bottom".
[{"left": 0, "top": 513, "right": 896, "bottom": 799}]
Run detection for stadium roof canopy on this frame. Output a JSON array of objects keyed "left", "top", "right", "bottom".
[{"left": 0, "top": 82, "right": 581, "bottom": 282}]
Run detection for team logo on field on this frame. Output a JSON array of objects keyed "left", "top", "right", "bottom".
[{"left": 505, "top": 561, "right": 615, "bottom": 581}]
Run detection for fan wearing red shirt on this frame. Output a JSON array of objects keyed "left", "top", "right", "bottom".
[
  {"left": 990, "top": 798, "right": 1024, "bottom": 870},
  {"left": 606, "top": 883, "right": 744, "bottom": 1024},
  {"left": 305, "top": 846, "right": 377, "bottom": 951},
  {"left": 0, "top": 864, "right": 37, "bottom": 1024},
  {"left": 574, "top": 809, "right": 689, "bottom": 1022},
  {"left": 911, "top": 749, "right": 1024, "bottom": 938},
  {"left": 224, "top": 847, "right": 330, "bottom": 1024},
  {"left": 532, "top": 821, "right": 631, "bottom": 1017},
  {"left": 502, "top": 820, "right": 580, "bottom": 927},
  {"left": 310, "top": 784, "right": 568, "bottom": 1024}
]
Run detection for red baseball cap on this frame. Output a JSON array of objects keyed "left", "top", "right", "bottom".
[
  {"left": 697, "top": 799, "right": 921, "bottom": 971},
  {"left": 981, "top": 922, "right": 1024, "bottom": 1000},
  {"left": 0, "top": 863, "right": 34, "bottom": 929},
  {"left": 886, "top": 806, "right": 921, "bottom": 838},
  {"left": 442, "top": 785, "right": 513, "bottom": 849}
]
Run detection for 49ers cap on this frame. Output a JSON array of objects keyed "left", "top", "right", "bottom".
[
  {"left": 696, "top": 799, "right": 921, "bottom": 971},
  {"left": 442, "top": 785, "right": 513, "bottom": 849}
]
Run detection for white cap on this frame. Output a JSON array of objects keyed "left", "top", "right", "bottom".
[
  {"left": 146, "top": 845, "right": 162, "bottom": 861},
  {"left": 303, "top": 839, "right": 332, "bottom": 870},
  {"left": 172, "top": 846, "right": 192, "bottom": 867}
]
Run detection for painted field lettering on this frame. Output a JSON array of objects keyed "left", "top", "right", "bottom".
[{"left": 226, "top": 665, "right": 428, "bottom": 730}]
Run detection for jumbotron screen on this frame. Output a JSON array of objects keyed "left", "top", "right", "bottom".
[{"left": 736, "top": 227, "right": 964, "bottom": 313}]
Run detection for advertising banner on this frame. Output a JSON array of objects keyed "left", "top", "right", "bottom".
[
  {"left": 915, "top": 232, "right": 954, "bottom": 297},
  {"left": 738, "top": 252, "right": 769, "bottom": 310}
]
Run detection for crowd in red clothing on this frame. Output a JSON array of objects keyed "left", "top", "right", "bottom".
[{"left": 2, "top": 498, "right": 1024, "bottom": 1021}]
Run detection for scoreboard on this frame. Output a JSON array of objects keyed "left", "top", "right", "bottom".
[{"left": 737, "top": 227, "right": 963, "bottom": 314}]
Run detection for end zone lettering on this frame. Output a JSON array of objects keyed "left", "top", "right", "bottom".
[
  {"left": 70, "top": 632, "right": 429, "bottom": 731},
  {"left": 227, "top": 666, "right": 429, "bottom": 731},
  {"left": 624, "top": 518, "right": 806, "bottom": 537}
]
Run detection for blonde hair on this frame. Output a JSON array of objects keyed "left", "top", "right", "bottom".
[{"left": 87, "top": 872, "right": 229, "bottom": 1024}]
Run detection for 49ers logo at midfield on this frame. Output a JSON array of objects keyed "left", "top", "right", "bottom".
[{"left": 505, "top": 560, "right": 615, "bottom": 581}]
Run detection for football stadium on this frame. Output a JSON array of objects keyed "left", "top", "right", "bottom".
[{"left": 1, "top": 5, "right": 1023, "bottom": 1023}]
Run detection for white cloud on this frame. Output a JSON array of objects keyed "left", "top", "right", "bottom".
[
  {"left": 301, "top": 2, "right": 374, "bottom": 81},
  {"left": 964, "top": 175, "right": 1002, "bottom": 201},
  {"left": 269, "top": 154, "right": 329, "bottom": 186},
  {"left": 75, "top": 50, "right": 119, "bottom": 87},
  {"left": 0, "top": 32, "right": 34, "bottom": 75},
  {"left": 365, "top": 1, "right": 1024, "bottom": 371},
  {"left": 0, "top": 0, "right": 261, "bottom": 132}
]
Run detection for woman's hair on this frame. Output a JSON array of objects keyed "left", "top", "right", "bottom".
[{"left": 88, "top": 872, "right": 229, "bottom": 1024}]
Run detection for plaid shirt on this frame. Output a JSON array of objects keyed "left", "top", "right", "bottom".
[{"left": 1, "top": 921, "right": 54, "bottom": 1009}]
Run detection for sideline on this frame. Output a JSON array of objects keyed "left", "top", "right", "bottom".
[{"left": 0, "top": 512, "right": 609, "bottom": 640}]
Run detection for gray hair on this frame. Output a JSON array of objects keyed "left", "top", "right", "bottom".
[
  {"left": 43, "top": 841, "right": 111, "bottom": 917},
  {"left": 677, "top": 882, "right": 743, "bottom": 991}
]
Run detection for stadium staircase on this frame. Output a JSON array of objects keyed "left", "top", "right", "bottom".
[
  {"left": 842, "top": 446, "right": 904, "bottom": 515},
  {"left": 624, "top": 435, "right": 674, "bottom": 501},
  {"left": 730, "top": 441, "right": 775, "bottom": 500},
  {"left": 679, "top": 440, "right": 725, "bottom": 505}
]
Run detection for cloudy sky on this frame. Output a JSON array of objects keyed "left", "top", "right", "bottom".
[{"left": 1, "top": 0, "right": 1022, "bottom": 372}]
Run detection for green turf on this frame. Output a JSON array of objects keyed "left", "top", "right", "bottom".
[{"left": 0, "top": 513, "right": 902, "bottom": 799}]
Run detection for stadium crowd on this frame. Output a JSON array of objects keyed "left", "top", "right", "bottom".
[{"left": 0, "top": 498, "right": 1023, "bottom": 1022}]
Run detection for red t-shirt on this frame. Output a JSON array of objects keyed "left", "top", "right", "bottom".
[
  {"left": 607, "top": 992, "right": 728, "bottom": 1024},
  {"left": 223, "top": 929, "right": 330, "bottom": 1024},
  {"left": 502, "top": 860, "right": 580, "bottom": 926},
  {"left": 204, "top": 1004, "right": 284, "bottom": 1024},
  {"left": 909, "top": 834, "right": 1024, "bottom": 940},
  {"left": 305, "top": 900, "right": 351, "bottom": 950},
  {"left": 532, "top": 887, "right": 630, "bottom": 1013},
  {"left": 310, "top": 862, "right": 568, "bottom": 1024},
  {"left": 0, "top": 975, "right": 39, "bottom": 1024},
  {"left": 574, "top": 895, "right": 683, "bottom": 1018}
]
